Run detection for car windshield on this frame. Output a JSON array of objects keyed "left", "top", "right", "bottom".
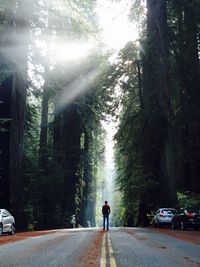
[{"left": 162, "top": 210, "right": 176, "bottom": 214}]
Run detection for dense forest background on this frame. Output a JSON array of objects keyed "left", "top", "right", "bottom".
[{"left": 0, "top": 0, "right": 200, "bottom": 230}]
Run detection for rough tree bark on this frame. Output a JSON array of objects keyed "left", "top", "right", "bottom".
[
  {"left": 143, "top": 0, "right": 177, "bottom": 207},
  {"left": 0, "top": 74, "right": 12, "bottom": 208},
  {"left": 62, "top": 102, "right": 82, "bottom": 223}
]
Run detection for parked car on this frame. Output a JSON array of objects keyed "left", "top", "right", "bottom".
[
  {"left": 0, "top": 209, "right": 15, "bottom": 235},
  {"left": 171, "top": 208, "right": 200, "bottom": 230},
  {"left": 152, "top": 208, "right": 177, "bottom": 227}
]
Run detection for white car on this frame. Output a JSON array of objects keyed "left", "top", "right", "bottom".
[
  {"left": 153, "top": 208, "right": 177, "bottom": 227},
  {"left": 0, "top": 209, "right": 15, "bottom": 235}
]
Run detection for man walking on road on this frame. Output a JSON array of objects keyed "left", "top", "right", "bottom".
[{"left": 102, "top": 200, "right": 111, "bottom": 230}]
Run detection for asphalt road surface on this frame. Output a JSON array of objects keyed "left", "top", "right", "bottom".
[{"left": 0, "top": 227, "right": 200, "bottom": 267}]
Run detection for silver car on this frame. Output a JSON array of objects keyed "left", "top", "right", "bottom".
[
  {"left": 0, "top": 209, "right": 15, "bottom": 235},
  {"left": 153, "top": 208, "right": 177, "bottom": 227}
]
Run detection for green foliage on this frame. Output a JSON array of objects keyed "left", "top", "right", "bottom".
[
  {"left": 0, "top": 70, "right": 12, "bottom": 85},
  {"left": 146, "top": 210, "right": 156, "bottom": 225},
  {"left": 119, "top": 207, "right": 127, "bottom": 226},
  {"left": 114, "top": 0, "right": 200, "bottom": 227},
  {"left": 177, "top": 192, "right": 200, "bottom": 210},
  {"left": 23, "top": 204, "right": 35, "bottom": 231},
  {"left": 0, "top": 118, "right": 11, "bottom": 132}
]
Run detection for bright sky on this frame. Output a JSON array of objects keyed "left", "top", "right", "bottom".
[
  {"left": 48, "top": 0, "right": 139, "bottom": 63},
  {"left": 95, "top": 0, "right": 139, "bottom": 51},
  {"left": 50, "top": 41, "right": 94, "bottom": 63}
]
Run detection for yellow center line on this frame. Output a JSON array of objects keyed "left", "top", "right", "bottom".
[{"left": 101, "top": 232, "right": 117, "bottom": 267}]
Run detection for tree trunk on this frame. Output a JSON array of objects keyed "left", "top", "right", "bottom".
[
  {"left": 0, "top": 75, "right": 12, "bottom": 209},
  {"left": 62, "top": 102, "right": 82, "bottom": 224},
  {"left": 136, "top": 60, "right": 143, "bottom": 109},
  {"left": 173, "top": 0, "right": 200, "bottom": 193},
  {"left": 53, "top": 102, "right": 62, "bottom": 164},
  {"left": 182, "top": 1, "right": 200, "bottom": 193},
  {"left": 38, "top": 85, "right": 49, "bottom": 169},
  {"left": 144, "top": 0, "right": 177, "bottom": 206},
  {"left": 9, "top": 72, "right": 26, "bottom": 228},
  {"left": 8, "top": 0, "right": 30, "bottom": 229},
  {"left": 80, "top": 129, "right": 96, "bottom": 227}
]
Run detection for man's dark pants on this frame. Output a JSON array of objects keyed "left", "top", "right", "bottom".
[{"left": 103, "top": 215, "right": 109, "bottom": 230}]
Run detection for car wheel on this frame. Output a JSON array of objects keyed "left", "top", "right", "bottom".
[
  {"left": 171, "top": 222, "right": 176, "bottom": 230},
  {"left": 0, "top": 224, "right": 3, "bottom": 235},
  {"left": 9, "top": 224, "right": 15, "bottom": 235},
  {"left": 181, "top": 221, "right": 186, "bottom": 230}
]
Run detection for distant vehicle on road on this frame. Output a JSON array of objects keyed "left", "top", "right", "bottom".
[
  {"left": 171, "top": 208, "right": 200, "bottom": 230},
  {"left": 0, "top": 209, "right": 15, "bottom": 235},
  {"left": 153, "top": 208, "right": 177, "bottom": 227}
]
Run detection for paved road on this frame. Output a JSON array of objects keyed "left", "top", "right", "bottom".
[
  {"left": 108, "top": 228, "right": 200, "bottom": 267},
  {"left": 0, "top": 228, "right": 99, "bottom": 267},
  {"left": 0, "top": 227, "right": 200, "bottom": 267}
]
